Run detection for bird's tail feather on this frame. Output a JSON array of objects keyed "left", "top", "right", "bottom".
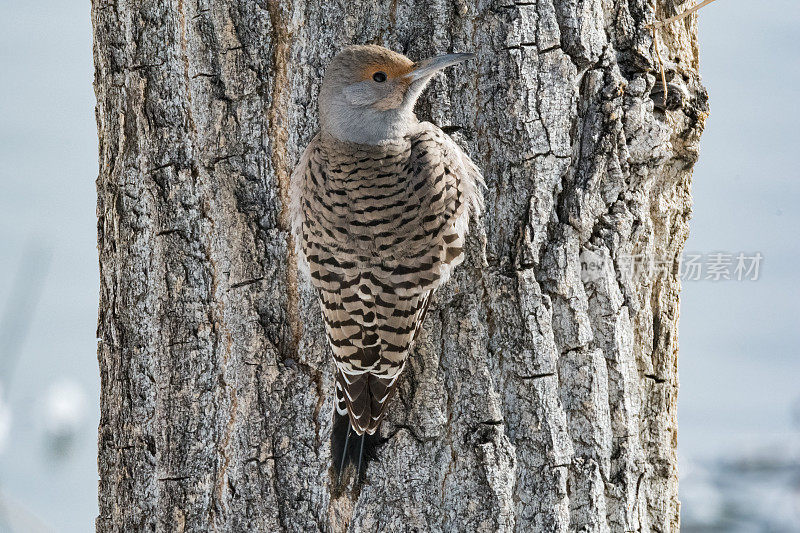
[{"left": 330, "top": 411, "right": 380, "bottom": 494}]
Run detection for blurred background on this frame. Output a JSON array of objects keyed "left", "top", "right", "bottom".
[{"left": 0, "top": 1, "right": 797, "bottom": 531}]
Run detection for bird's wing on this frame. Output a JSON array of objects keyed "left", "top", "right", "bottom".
[
  {"left": 288, "top": 134, "right": 318, "bottom": 281},
  {"left": 324, "top": 283, "right": 431, "bottom": 434},
  {"left": 291, "top": 126, "right": 483, "bottom": 435},
  {"left": 379, "top": 121, "right": 484, "bottom": 295}
]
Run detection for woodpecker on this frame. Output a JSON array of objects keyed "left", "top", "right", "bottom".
[{"left": 289, "top": 44, "right": 483, "bottom": 489}]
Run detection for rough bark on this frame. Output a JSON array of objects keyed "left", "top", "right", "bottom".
[{"left": 93, "top": 1, "right": 706, "bottom": 531}]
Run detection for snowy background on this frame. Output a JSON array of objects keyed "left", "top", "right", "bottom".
[{"left": 0, "top": 1, "right": 797, "bottom": 531}]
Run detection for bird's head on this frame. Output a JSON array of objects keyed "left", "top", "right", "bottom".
[{"left": 319, "top": 44, "right": 474, "bottom": 145}]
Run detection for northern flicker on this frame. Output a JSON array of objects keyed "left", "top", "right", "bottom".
[{"left": 289, "top": 44, "right": 484, "bottom": 488}]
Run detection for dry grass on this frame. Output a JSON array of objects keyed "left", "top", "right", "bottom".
[
  {"left": 648, "top": 0, "right": 719, "bottom": 104},
  {"left": 651, "top": 0, "right": 719, "bottom": 30}
]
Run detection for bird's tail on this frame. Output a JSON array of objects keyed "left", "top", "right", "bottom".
[{"left": 330, "top": 411, "right": 380, "bottom": 494}]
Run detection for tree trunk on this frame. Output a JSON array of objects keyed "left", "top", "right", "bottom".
[{"left": 93, "top": 1, "right": 706, "bottom": 531}]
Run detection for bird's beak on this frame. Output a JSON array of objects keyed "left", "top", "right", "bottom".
[{"left": 409, "top": 53, "right": 475, "bottom": 81}]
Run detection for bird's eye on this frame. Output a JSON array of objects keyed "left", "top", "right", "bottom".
[{"left": 372, "top": 71, "right": 387, "bottom": 83}]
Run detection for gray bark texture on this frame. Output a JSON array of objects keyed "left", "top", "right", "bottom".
[{"left": 93, "top": 1, "right": 706, "bottom": 531}]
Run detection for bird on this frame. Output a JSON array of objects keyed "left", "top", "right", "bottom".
[{"left": 289, "top": 44, "right": 484, "bottom": 490}]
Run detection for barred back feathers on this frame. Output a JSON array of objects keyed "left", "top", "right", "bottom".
[{"left": 289, "top": 45, "right": 483, "bottom": 489}]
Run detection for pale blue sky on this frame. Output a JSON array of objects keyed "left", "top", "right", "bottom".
[{"left": 0, "top": 1, "right": 797, "bottom": 530}]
